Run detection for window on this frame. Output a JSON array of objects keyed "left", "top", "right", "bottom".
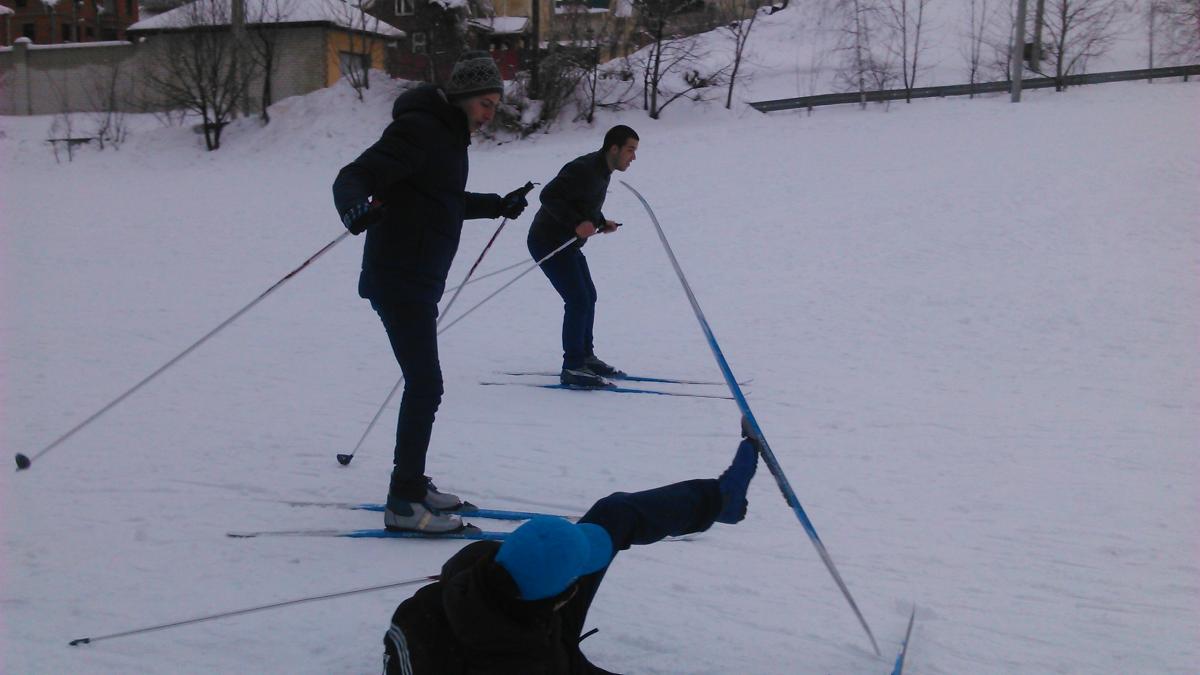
[
  {"left": 23, "top": 24, "right": 36, "bottom": 40},
  {"left": 554, "top": 0, "right": 608, "bottom": 12},
  {"left": 338, "top": 51, "right": 370, "bottom": 82},
  {"left": 395, "top": 0, "right": 414, "bottom": 15},
  {"left": 125, "top": 0, "right": 133, "bottom": 15},
  {"left": 16, "top": 0, "right": 28, "bottom": 8},
  {"left": 62, "top": 23, "right": 71, "bottom": 40},
  {"left": 411, "top": 31, "right": 426, "bottom": 54},
  {"left": 85, "top": 26, "right": 94, "bottom": 38}
]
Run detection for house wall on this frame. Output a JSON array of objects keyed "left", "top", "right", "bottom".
[
  {"left": 0, "top": 39, "right": 141, "bottom": 115},
  {"left": 267, "top": 26, "right": 329, "bottom": 101},
  {"left": 324, "top": 29, "right": 389, "bottom": 87}
]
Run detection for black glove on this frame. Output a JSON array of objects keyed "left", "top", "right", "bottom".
[
  {"left": 341, "top": 200, "right": 383, "bottom": 235},
  {"left": 499, "top": 182, "right": 535, "bottom": 220}
]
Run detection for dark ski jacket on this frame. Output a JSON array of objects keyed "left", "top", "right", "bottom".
[
  {"left": 528, "top": 150, "right": 611, "bottom": 251},
  {"left": 332, "top": 84, "right": 503, "bottom": 304},
  {"left": 383, "top": 541, "right": 614, "bottom": 675}
]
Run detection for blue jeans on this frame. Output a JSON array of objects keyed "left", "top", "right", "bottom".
[
  {"left": 529, "top": 238, "right": 597, "bottom": 370},
  {"left": 371, "top": 299, "right": 444, "bottom": 502}
]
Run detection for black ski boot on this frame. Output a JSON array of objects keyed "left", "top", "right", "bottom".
[
  {"left": 560, "top": 366, "right": 613, "bottom": 389},
  {"left": 583, "top": 355, "right": 626, "bottom": 379}
]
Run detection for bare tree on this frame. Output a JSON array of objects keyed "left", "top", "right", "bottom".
[
  {"left": 326, "top": 0, "right": 385, "bottom": 100},
  {"left": 634, "top": 0, "right": 727, "bottom": 119},
  {"left": 45, "top": 73, "right": 81, "bottom": 162},
  {"left": 1039, "top": 0, "right": 1124, "bottom": 90},
  {"left": 881, "top": 0, "right": 932, "bottom": 102},
  {"left": 717, "top": 0, "right": 762, "bottom": 109},
  {"left": 1153, "top": 0, "right": 1200, "bottom": 65},
  {"left": 246, "top": 0, "right": 296, "bottom": 122},
  {"left": 143, "top": 0, "right": 259, "bottom": 150},
  {"left": 963, "top": 0, "right": 992, "bottom": 96},
  {"left": 84, "top": 62, "right": 130, "bottom": 149},
  {"left": 834, "top": 0, "right": 895, "bottom": 107}
]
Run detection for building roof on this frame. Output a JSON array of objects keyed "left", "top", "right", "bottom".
[
  {"left": 0, "top": 4, "right": 14, "bottom": 15},
  {"left": 467, "top": 16, "right": 528, "bottom": 35},
  {"left": 128, "top": 0, "right": 403, "bottom": 37}
]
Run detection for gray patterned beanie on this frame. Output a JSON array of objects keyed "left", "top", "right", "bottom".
[{"left": 445, "top": 51, "right": 504, "bottom": 100}]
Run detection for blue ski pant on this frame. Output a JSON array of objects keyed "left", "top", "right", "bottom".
[
  {"left": 371, "top": 299, "right": 443, "bottom": 502},
  {"left": 560, "top": 479, "right": 724, "bottom": 647},
  {"left": 529, "top": 237, "right": 597, "bottom": 370}
]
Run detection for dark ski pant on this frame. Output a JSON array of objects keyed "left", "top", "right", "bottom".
[
  {"left": 561, "top": 479, "right": 724, "bottom": 654},
  {"left": 529, "top": 237, "right": 596, "bottom": 370},
  {"left": 371, "top": 299, "right": 443, "bottom": 503}
]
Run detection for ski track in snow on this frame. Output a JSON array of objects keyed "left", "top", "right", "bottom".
[{"left": 2, "top": 51, "right": 1198, "bottom": 675}]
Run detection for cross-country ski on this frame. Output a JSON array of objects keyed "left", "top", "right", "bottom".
[
  {"left": 480, "top": 380, "right": 736, "bottom": 400},
  {"left": 499, "top": 370, "right": 751, "bottom": 386}
]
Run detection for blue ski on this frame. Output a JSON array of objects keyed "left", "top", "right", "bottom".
[
  {"left": 280, "top": 500, "right": 576, "bottom": 522},
  {"left": 890, "top": 606, "right": 917, "bottom": 675},
  {"left": 228, "top": 525, "right": 508, "bottom": 540},
  {"left": 481, "top": 381, "right": 734, "bottom": 400},
  {"left": 501, "top": 371, "right": 750, "bottom": 386}
]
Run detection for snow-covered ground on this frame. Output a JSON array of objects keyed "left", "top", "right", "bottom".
[{"left": 2, "top": 43, "right": 1198, "bottom": 675}]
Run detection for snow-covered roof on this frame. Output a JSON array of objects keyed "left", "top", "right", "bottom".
[
  {"left": 0, "top": 4, "right": 15, "bottom": 15},
  {"left": 467, "top": 16, "right": 528, "bottom": 35},
  {"left": 128, "top": 0, "right": 403, "bottom": 37}
]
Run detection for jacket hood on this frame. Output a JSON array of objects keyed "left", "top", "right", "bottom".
[{"left": 392, "top": 84, "right": 469, "bottom": 142}]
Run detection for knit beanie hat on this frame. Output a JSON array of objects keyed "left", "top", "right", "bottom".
[
  {"left": 494, "top": 517, "right": 613, "bottom": 601},
  {"left": 445, "top": 50, "right": 504, "bottom": 100}
]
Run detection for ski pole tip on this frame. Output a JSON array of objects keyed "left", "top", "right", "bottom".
[
  {"left": 69, "top": 637, "right": 90, "bottom": 646},
  {"left": 15, "top": 453, "right": 31, "bottom": 471},
  {"left": 336, "top": 453, "right": 353, "bottom": 466}
]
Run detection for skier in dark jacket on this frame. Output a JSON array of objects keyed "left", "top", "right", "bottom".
[
  {"left": 332, "top": 52, "right": 531, "bottom": 533},
  {"left": 528, "top": 125, "right": 638, "bottom": 389},
  {"left": 382, "top": 419, "right": 760, "bottom": 674}
]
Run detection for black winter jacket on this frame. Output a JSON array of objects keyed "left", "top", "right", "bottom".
[
  {"left": 384, "top": 541, "right": 612, "bottom": 675},
  {"left": 332, "top": 85, "right": 503, "bottom": 303},
  {"left": 528, "top": 150, "right": 612, "bottom": 251}
]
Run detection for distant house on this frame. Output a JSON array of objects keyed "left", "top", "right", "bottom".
[
  {"left": 368, "top": 0, "right": 632, "bottom": 86},
  {"left": 128, "top": 0, "right": 403, "bottom": 103},
  {"left": 0, "top": 0, "right": 140, "bottom": 45}
]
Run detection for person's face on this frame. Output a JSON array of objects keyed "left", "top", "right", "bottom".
[
  {"left": 608, "top": 138, "right": 638, "bottom": 172},
  {"left": 459, "top": 93, "right": 501, "bottom": 133}
]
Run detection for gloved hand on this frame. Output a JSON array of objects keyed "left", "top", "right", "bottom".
[
  {"left": 499, "top": 182, "right": 535, "bottom": 220},
  {"left": 341, "top": 200, "right": 383, "bottom": 235}
]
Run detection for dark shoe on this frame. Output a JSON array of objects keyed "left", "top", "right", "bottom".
[
  {"left": 716, "top": 435, "right": 759, "bottom": 524},
  {"left": 583, "top": 355, "right": 625, "bottom": 378},
  {"left": 423, "top": 477, "right": 463, "bottom": 511},
  {"left": 560, "top": 367, "right": 613, "bottom": 389},
  {"left": 384, "top": 500, "right": 464, "bottom": 532}
]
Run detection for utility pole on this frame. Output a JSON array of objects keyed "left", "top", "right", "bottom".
[
  {"left": 1031, "top": 0, "right": 1045, "bottom": 69},
  {"left": 1011, "top": 0, "right": 1028, "bottom": 102},
  {"left": 529, "top": 0, "right": 541, "bottom": 97},
  {"left": 231, "top": 0, "right": 249, "bottom": 116}
]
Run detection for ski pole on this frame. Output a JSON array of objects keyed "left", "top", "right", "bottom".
[
  {"left": 339, "top": 235, "right": 578, "bottom": 466},
  {"left": 620, "top": 180, "right": 881, "bottom": 656},
  {"left": 335, "top": 184, "right": 536, "bottom": 466},
  {"left": 15, "top": 231, "right": 352, "bottom": 472},
  {"left": 68, "top": 574, "right": 435, "bottom": 646},
  {"left": 444, "top": 256, "right": 530, "bottom": 293}
]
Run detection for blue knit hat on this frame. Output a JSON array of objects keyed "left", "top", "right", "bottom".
[{"left": 495, "top": 517, "right": 613, "bottom": 601}]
